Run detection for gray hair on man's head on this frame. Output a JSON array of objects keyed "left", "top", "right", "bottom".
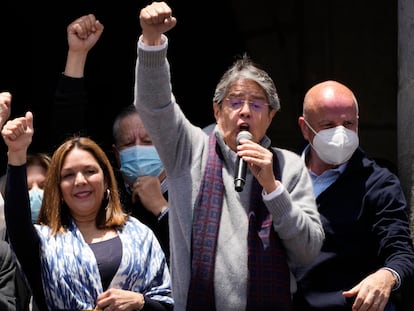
[
  {"left": 213, "top": 54, "right": 280, "bottom": 111},
  {"left": 112, "top": 105, "right": 139, "bottom": 146}
]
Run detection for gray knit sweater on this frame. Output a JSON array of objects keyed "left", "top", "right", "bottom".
[{"left": 133, "top": 35, "right": 324, "bottom": 311}]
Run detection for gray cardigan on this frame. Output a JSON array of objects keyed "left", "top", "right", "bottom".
[{"left": 133, "top": 35, "right": 324, "bottom": 311}]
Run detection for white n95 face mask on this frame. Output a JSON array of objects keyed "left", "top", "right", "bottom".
[{"left": 304, "top": 119, "right": 359, "bottom": 165}]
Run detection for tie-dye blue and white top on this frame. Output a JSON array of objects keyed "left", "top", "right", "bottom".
[{"left": 35, "top": 216, "right": 173, "bottom": 310}]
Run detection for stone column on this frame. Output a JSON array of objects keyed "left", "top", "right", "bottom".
[{"left": 398, "top": 0, "right": 414, "bottom": 239}]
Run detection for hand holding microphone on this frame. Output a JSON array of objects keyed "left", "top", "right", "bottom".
[{"left": 234, "top": 130, "right": 253, "bottom": 192}]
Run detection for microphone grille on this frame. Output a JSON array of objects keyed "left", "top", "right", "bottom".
[{"left": 237, "top": 130, "right": 253, "bottom": 144}]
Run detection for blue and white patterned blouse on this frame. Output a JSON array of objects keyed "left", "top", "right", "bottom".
[{"left": 36, "top": 216, "right": 173, "bottom": 310}]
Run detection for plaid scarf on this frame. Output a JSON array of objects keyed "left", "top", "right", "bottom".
[{"left": 187, "top": 133, "right": 292, "bottom": 311}]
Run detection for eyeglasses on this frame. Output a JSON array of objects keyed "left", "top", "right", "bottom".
[{"left": 224, "top": 96, "right": 270, "bottom": 112}]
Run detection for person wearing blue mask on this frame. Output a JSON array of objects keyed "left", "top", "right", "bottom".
[
  {"left": 0, "top": 152, "right": 50, "bottom": 225},
  {"left": 27, "top": 153, "right": 51, "bottom": 224},
  {"left": 112, "top": 105, "right": 170, "bottom": 265},
  {"left": 293, "top": 80, "right": 414, "bottom": 310},
  {"left": 0, "top": 155, "right": 49, "bottom": 311}
]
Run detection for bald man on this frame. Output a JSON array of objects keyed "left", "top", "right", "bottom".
[{"left": 293, "top": 80, "right": 414, "bottom": 311}]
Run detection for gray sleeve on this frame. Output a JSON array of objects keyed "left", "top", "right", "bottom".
[{"left": 266, "top": 149, "right": 324, "bottom": 265}]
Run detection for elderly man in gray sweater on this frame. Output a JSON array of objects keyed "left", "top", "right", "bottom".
[{"left": 134, "top": 2, "right": 324, "bottom": 310}]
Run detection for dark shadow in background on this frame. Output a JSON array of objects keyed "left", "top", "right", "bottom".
[{"left": 0, "top": 0, "right": 246, "bottom": 174}]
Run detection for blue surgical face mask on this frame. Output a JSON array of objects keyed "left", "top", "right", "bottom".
[
  {"left": 119, "top": 145, "right": 164, "bottom": 184},
  {"left": 29, "top": 187, "right": 44, "bottom": 223}
]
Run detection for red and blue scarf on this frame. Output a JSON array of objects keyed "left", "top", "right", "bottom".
[{"left": 187, "top": 133, "right": 292, "bottom": 311}]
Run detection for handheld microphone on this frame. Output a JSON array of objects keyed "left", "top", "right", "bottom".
[{"left": 234, "top": 130, "right": 253, "bottom": 192}]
